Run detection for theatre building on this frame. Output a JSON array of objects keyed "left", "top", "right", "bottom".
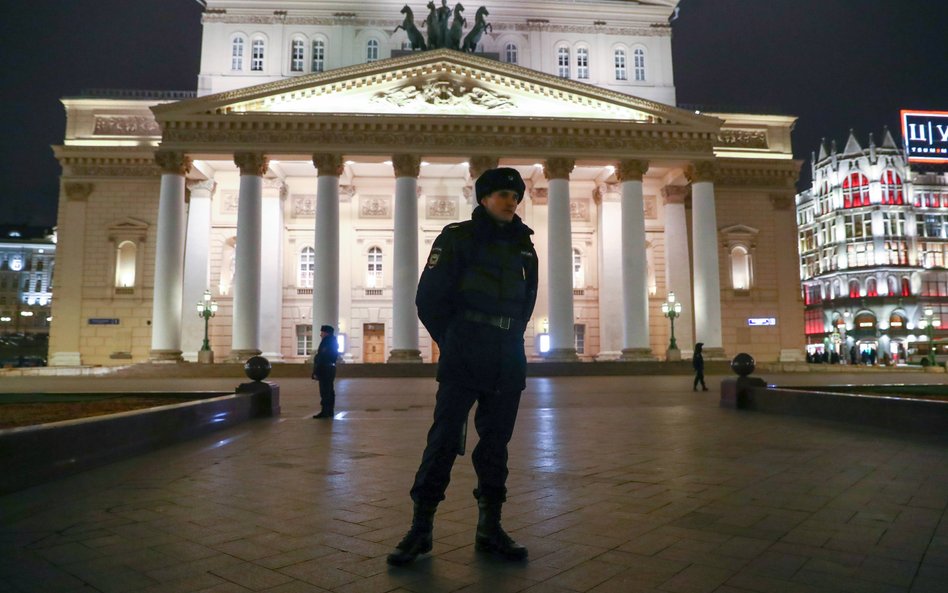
[
  {"left": 797, "top": 130, "right": 948, "bottom": 363},
  {"left": 49, "top": 0, "right": 804, "bottom": 366}
]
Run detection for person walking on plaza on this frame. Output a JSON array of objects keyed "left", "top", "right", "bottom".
[
  {"left": 311, "top": 325, "right": 339, "bottom": 419},
  {"left": 693, "top": 342, "right": 708, "bottom": 391},
  {"left": 387, "top": 167, "right": 538, "bottom": 566}
]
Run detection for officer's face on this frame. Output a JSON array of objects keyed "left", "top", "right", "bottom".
[{"left": 482, "top": 190, "right": 520, "bottom": 223}]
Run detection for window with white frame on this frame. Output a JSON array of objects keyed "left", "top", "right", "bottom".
[
  {"left": 557, "top": 46, "right": 570, "bottom": 78},
  {"left": 312, "top": 39, "right": 325, "bottom": 72},
  {"left": 296, "top": 324, "right": 313, "bottom": 356},
  {"left": 366, "top": 39, "right": 379, "bottom": 62},
  {"left": 504, "top": 42, "right": 518, "bottom": 64},
  {"left": 290, "top": 38, "right": 305, "bottom": 72},
  {"left": 251, "top": 38, "right": 265, "bottom": 71},
  {"left": 367, "top": 246, "right": 383, "bottom": 288},
  {"left": 574, "top": 324, "right": 586, "bottom": 354},
  {"left": 633, "top": 47, "right": 646, "bottom": 81},
  {"left": 299, "top": 247, "right": 315, "bottom": 288},
  {"left": 730, "top": 245, "right": 753, "bottom": 290},
  {"left": 231, "top": 35, "right": 245, "bottom": 71},
  {"left": 576, "top": 47, "right": 589, "bottom": 79},
  {"left": 114, "top": 241, "right": 137, "bottom": 288},
  {"left": 572, "top": 248, "right": 585, "bottom": 289},
  {"left": 614, "top": 48, "right": 627, "bottom": 80}
]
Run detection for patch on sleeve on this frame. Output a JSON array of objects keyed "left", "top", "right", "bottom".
[{"left": 427, "top": 247, "right": 443, "bottom": 269}]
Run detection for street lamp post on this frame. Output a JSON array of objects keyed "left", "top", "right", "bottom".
[
  {"left": 196, "top": 289, "right": 218, "bottom": 364},
  {"left": 661, "top": 291, "right": 683, "bottom": 362}
]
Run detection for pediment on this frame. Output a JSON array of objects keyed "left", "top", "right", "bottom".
[{"left": 155, "top": 49, "right": 719, "bottom": 130}]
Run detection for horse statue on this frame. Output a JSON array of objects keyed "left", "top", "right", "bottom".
[
  {"left": 423, "top": 1, "right": 443, "bottom": 49},
  {"left": 461, "top": 6, "right": 491, "bottom": 52},
  {"left": 446, "top": 3, "right": 466, "bottom": 50},
  {"left": 394, "top": 5, "right": 427, "bottom": 50}
]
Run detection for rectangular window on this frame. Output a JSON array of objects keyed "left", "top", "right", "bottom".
[
  {"left": 844, "top": 213, "right": 872, "bottom": 239},
  {"left": 312, "top": 41, "right": 325, "bottom": 72},
  {"left": 885, "top": 240, "right": 909, "bottom": 265},
  {"left": 804, "top": 309, "right": 825, "bottom": 335},
  {"left": 557, "top": 48, "right": 570, "bottom": 78},
  {"left": 846, "top": 241, "right": 874, "bottom": 268},
  {"left": 615, "top": 50, "right": 627, "bottom": 80},
  {"left": 251, "top": 39, "right": 265, "bottom": 71},
  {"left": 633, "top": 49, "right": 646, "bottom": 81},
  {"left": 576, "top": 48, "right": 589, "bottom": 79},
  {"left": 883, "top": 212, "right": 906, "bottom": 237},
  {"left": 296, "top": 324, "right": 313, "bottom": 356},
  {"left": 291, "top": 39, "right": 305, "bottom": 72},
  {"left": 232, "top": 38, "right": 244, "bottom": 70},
  {"left": 574, "top": 324, "right": 586, "bottom": 354}
]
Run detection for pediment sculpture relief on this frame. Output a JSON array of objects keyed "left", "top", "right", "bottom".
[{"left": 373, "top": 80, "right": 513, "bottom": 112}]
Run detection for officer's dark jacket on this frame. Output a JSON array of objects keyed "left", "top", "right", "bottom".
[
  {"left": 313, "top": 334, "right": 339, "bottom": 378},
  {"left": 416, "top": 205, "right": 539, "bottom": 391}
]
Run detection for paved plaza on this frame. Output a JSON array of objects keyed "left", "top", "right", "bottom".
[{"left": 1, "top": 372, "right": 947, "bottom": 593}]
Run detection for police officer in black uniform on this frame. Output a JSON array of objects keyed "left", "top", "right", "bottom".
[
  {"left": 312, "top": 324, "right": 339, "bottom": 418},
  {"left": 387, "top": 167, "right": 538, "bottom": 566}
]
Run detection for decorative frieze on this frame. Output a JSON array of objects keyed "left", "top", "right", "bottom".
[
  {"left": 93, "top": 115, "right": 161, "bottom": 137},
  {"left": 717, "top": 129, "right": 769, "bottom": 150},
  {"left": 543, "top": 158, "right": 575, "bottom": 181},
  {"left": 234, "top": 152, "right": 269, "bottom": 176},
  {"left": 360, "top": 195, "right": 392, "bottom": 218},
  {"left": 715, "top": 162, "right": 801, "bottom": 189},
  {"left": 373, "top": 81, "right": 514, "bottom": 112},
  {"left": 570, "top": 199, "right": 590, "bottom": 221},
  {"left": 427, "top": 196, "right": 459, "bottom": 219},
  {"left": 313, "top": 153, "right": 345, "bottom": 177}
]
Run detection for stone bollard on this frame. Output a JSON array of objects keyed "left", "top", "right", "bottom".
[
  {"left": 235, "top": 356, "right": 281, "bottom": 416},
  {"left": 720, "top": 352, "right": 767, "bottom": 409}
]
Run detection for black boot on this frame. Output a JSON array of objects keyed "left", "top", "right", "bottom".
[
  {"left": 387, "top": 503, "right": 436, "bottom": 566},
  {"left": 475, "top": 498, "right": 528, "bottom": 560}
]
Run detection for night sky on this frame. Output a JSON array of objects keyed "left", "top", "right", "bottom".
[{"left": 2, "top": 0, "right": 948, "bottom": 227}]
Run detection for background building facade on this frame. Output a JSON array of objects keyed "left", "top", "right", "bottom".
[
  {"left": 49, "top": 0, "right": 805, "bottom": 366},
  {"left": 797, "top": 130, "right": 948, "bottom": 363}
]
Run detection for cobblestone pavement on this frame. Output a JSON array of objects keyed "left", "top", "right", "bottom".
[{"left": 1, "top": 373, "right": 947, "bottom": 593}]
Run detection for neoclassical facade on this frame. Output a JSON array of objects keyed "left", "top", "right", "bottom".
[{"left": 49, "top": 1, "right": 804, "bottom": 365}]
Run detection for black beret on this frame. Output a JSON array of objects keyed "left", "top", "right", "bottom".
[
  {"left": 475, "top": 167, "right": 526, "bottom": 204},
  {"left": 320, "top": 325, "right": 334, "bottom": 334}
]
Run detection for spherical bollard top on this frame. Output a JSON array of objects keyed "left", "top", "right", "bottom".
[
  {"left": 244, "top": 356, "right": 271, "bottom": 382},
  {"left": 730, "top": 352, "right": 756, "bottom": 377}
]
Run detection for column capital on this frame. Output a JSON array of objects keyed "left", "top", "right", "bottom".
[
  {"left": 468, "top": 155, "right": 499, "bottom": 180},
  {"left": 661, "top": 185, "right": 689, "bottom": 205},
  {"left": 313, "top": 153, "right": 345, "bottom": 177},
  {"left": 63, "top": 181, "right": 94, "bottom": 202},
  {"left": 186, "top": 179, "right": 217, "bottom": 197},
  {"left": 616, "top": 160, "right": 649, "bottom": 182},
  {"left": 392, "top": 154, "right": 421, "bottom": 178},
  {"left": 155, "top": 151, "right": 192, "bottom": 176},
  {"left": 234, "top": 152, "right": 269, "bottom": 177},
  {"left": 543, "top": 158, "right": 575, "bottom": 181},
  {"left": 769, "top": 192, "right": 794, "bottom": 210},
  {"left": 686, "top": 161, "right": 718, "bottom": 183},
  {"left": 263, "top": 178, "right": 288, "bottom": 199}
]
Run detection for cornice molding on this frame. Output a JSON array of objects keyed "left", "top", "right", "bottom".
[
  {"left": 714, "top": 160, "right": 802, "bottom": 190},
  {"left": 55, "top": 149, "right": 162, "bottom": 179}
]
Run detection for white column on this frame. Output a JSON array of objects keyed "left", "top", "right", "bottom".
[
  {"left": 544, "top": 158, "right": 578, "bottom": 361},
  {"left": 389, "top": 154, "right": 422, "bottom": 362},
  {"left": 312, "top": 154, "right": 343, "bottom": 335},
  {"left": 149, "top": 151, "right": 191, "bottom": 361},
  {"left": 596, "top": 184, "right": 623, "bottom": 360},
  {"left": 230, "top": 152, "right": 268, "bottom": 361},
  {"left": 181, "top": 180, "right": 215, "bottom": 362},
  {"left": 688, "top": 163, "right": 725, "bottom": 359},
  {"left": 618, "top": 160, "right": 655, "bottom": 360},
  {"left": 260, "top": 179, "right": 286, "bottom": 361},
  {"left": 49, "top": 182, "right": 93, "bottom": 366},
  {"left": 661, "top": 185, "right": 695, "bottom": 359}
]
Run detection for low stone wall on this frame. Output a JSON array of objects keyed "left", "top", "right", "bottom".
[{"left": 0, "top": 382, "right": 280, "bottom": 495}]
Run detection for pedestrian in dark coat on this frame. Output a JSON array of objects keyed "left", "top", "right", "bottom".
[
  {"left": 693, "top": 342, "right": 708, "bottom": 391},
  {"left": 311, "top": 325, "right": 339, "bottom": 418},
  {"left": 388, "top": 167, "right": 538, "bottom": 566}
]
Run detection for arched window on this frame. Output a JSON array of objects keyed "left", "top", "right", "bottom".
[
  {"left": 366, "top": 39, "right": 379, "bottom": 62},
  {"left": 902, "top": 276, "right": 911, "bottom": 296},
  {"left": 367, "top": 247, "right": 383, "bottom": 288},
  {"left": 115, "top": 241, "right": 137, "bottom": 288},
  {"left": 866, "top": 277, "right": 878, "bottom": 297},
  {"left": 730, "top": 245, "right": 753, "bottom": 290},
  {"left": 312, "top": 39, "right": 325, "bottom": 72},
  {"left": 572, "top": 248, "right": 584, "bottom": 289},
  {"left": 614, "top": 48, "right": 627, "bottom": 80},
  {"left": 219, "top": 238, "right": 236, "bottom": 296},
  {"left": 290, "top": 38, "right": 305, "bottom": 72},
  {"left": 849, "top": 279, "right": 861, "bottom": 298},
  {"left": 880, "top": 170, "right": 904, "bottom": 205},
  {"left": 557, "top": 46, "right": 570, "bottom": 78},
  {"left": 576, "top": 47, "right": 589, "bottom": 79},
  {"left": 299, "top": 247, "right": 315, "bottom": 288},
  {"left": 231, "top": 35, "right": 245, "bottom": 71},
  {"left": 833, "top": 279, "right": 842, "bottom": 300},
  {"left": 633, "top": 47, "right": 646, "bottom": 81},
  {"left": 251, "top": 38, "right": 265, "bottom": 71},
  {"left": 504, "top": 42, "right": 518, "bottom": 64},
  {"left": 842, "top": 172, "right": 870, "bottom": 208},
  {"left": 854, "top": 312, "right": 876, "bottom": 330},
  {"left": 886, "top": 275, "right": 898, "bottom": 296},
  {"left": 889, "top": 312, "right": 906, "bottom": 329}
]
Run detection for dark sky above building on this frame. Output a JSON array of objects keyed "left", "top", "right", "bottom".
[{"left": 2, "top": 0, "right": 947, "bottom": 227}]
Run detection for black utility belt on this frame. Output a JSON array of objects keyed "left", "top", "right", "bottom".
[{"left": 462, "top": 309, "right": 523, "bottom": 331}]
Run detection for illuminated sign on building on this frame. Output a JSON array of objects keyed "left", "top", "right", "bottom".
[
  {"left": 747, "top": 318, "right": 776, "bottom": 326},
  {"left": 902, "top": 110, "right": 948, "bottom": 163}
]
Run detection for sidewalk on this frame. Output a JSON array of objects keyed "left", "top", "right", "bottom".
[{"left": 1, "top": 373, "right": 946, "bottom": 593}]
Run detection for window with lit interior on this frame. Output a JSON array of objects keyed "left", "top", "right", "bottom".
[
  {"left": 572, "top": 248, "right": 585, "bottom": 290},
  {"left": 730, "top": 245, "right": 753, "bottom": 290},
  {"left": 290, "top": 38, "right": 305, "bottom": 72},
  {"left": 842, "top": 172, "right": 870, "bottom": 208},
  {"left": 299, "top": 247, "right": 315, "bottom": 288},
  {"left": 576, "top": 47, "right": 590, "bottom": 79},
  {"left": 312, "top": 39, "right": 325, "bottom": 72},
  {"left": 633, "top": 47, "right": 646, "bottom": 81},
  {"left": 114, "top": 241, "right": 136, "bottom": 289},
  {"left": 367, "top": 246, "right": 383, "bottom": 288},
  {"left": 557, "top": 46, "right": 570, "bottom": 78},
  {"left": 366, "top": 39, "right": 379, "bottom": 62},
  {"left": 231, "top": 35, "right": 245, "bottom": 71},
  {"left": 614, "top": 48, "right": 627, "bottom": 80},
  {"left": 504, "top": 42, "right": 518, "bottom": 64},
  {"left": 880, "top": 170, "right": 904, "bottom": 205},
  {"left": 251, "top": 38, "right": 265, "bottom": 71}
]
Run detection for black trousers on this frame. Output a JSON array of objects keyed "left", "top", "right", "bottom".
[
  {"left": 410, "top": 382, "right": 522, "bottom": 505},
  {"left": 318, "top": 368, "right": 336, "bottom": 411},
  {"left": 693, "top": 370, "right": 707, "bottom": 390}
]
